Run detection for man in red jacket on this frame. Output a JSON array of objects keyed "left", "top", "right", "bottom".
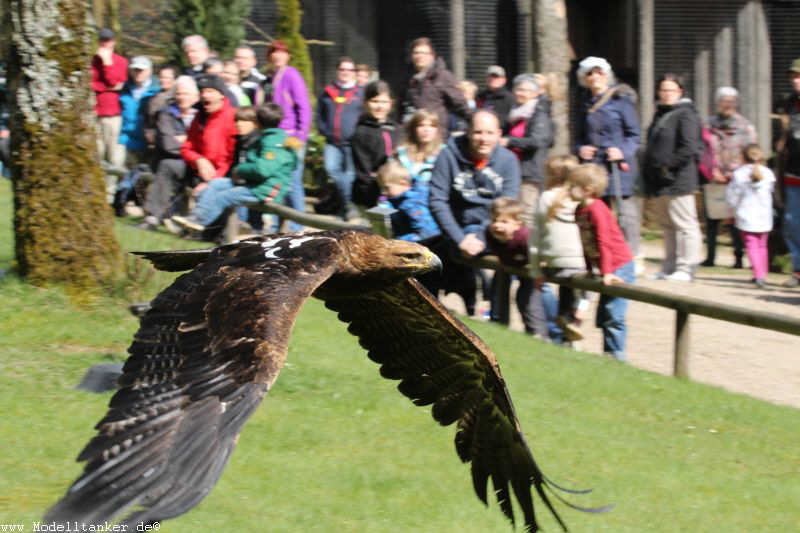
[
  {"left": 91, "top": 28, "right": 128, "bottom": 202},
  {"left": 142, "top": 74, "right": 237, "bottom": 230}
]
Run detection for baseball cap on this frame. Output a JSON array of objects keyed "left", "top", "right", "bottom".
[
  {"left": 98, "top": 28, "right": 115, "bottom": 41},
  {"left": 129, "top": 56, "right": 152, "bottom": 70},
  {"left": 790, "top": 58, "right": 800, "bottom": 74},
  {"left": 486, "top": 65, "right": 506, "bottom": 78}
]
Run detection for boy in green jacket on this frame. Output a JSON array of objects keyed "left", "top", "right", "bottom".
[{"left": 172, "top": 103, "right": 299, "bottom": 232}]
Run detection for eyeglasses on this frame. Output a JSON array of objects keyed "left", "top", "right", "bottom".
[{"left": 338, "top": 68, "right": 355, "bottom": 72}]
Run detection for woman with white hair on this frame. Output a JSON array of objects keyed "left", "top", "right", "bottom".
[
  {"left": 499, "top": 73, "right": 554, "bottom": 227},
  {"left": 574, "top": 56, "right": 642, "bottom": 260},
  {"left": 699, "top": 86, "right": 757, "bottom": 267}
]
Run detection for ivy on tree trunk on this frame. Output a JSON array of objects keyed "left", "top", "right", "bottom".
[{"left": 3, "top": 0, "right": 122, "bottom": 291}]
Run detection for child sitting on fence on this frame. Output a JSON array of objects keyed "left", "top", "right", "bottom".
[
  {"left": 725, "top": 143, "right": 776, "bottom": 289},
  {"left": 376, "top": 159, "right": 441, "bottom": 243},
  {"left": 568, "top": 163, "right": 635, "bottom": 361},
  {"left": 172, "top": 103, "right": 299, "bottom": 233},
  {"left": 484, "top": 197, "right": 547, "bottom": 338},
  {"left": 530, "top": 154, "right": 588, "bottom": 343}
]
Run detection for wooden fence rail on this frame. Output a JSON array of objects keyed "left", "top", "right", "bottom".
[{"left": 223, "top": 202, "right": 800, "bottom": 379}]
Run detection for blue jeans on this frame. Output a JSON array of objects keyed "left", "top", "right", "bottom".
[
  {"left": 596, "top": 260, "right": 635, "bottom": 361},
  {"left": 194, "top": 178, "right": 258, "bottom": 227},
  {"left": 783, "top": 185, "right": 800, "bottom": 273},
  {"left": 274, "top": 145, "right": 306, "bottom": 232},
  {"left": 324, "top": 143, "right": 355, "bottom": 208}
]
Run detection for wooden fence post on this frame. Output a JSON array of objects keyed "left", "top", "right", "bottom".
[{"left": 674, "top": 310, "right": 690, "bottom": 378}]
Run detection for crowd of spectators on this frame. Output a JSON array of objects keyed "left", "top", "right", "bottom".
[{"left": 82, "top": 27, "right": 800, "bottom": 356}]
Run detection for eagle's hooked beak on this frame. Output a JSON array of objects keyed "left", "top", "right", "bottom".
[{"left": 423, "top": 250, "right": 443, "bottom": 273}]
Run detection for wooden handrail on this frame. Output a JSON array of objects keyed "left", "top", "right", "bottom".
[{"left": 224, "top": 201, "right": 800, "bottom": 379}]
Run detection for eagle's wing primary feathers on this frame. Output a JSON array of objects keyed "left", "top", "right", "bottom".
[
  {"left": 46, "top": 237, "right": 340, "bottom": 527},
  {"left": 325, "top": 278, "right": 572, "bottom": 532}
]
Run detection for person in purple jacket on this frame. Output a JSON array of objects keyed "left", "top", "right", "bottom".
[{"left": 258, "top": 40, "right": 312, "bottom": 232}]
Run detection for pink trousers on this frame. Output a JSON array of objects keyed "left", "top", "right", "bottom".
[{"left": 739, "top": 230, "right": 769, "bottom": 281}]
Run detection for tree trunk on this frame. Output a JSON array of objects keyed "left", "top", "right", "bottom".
[
  {"left": 533, "top": 0, "right": 572, "bottom": 155},
  {"left": 4, "top": 0, "right": 121, "bottom": 290}
]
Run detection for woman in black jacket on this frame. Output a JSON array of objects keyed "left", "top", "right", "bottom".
[
  {"left": 500, "top": 73, "right": 554, "bottom": 229},
  {"left": 643, "top": 73, "right": 703, "bottom": 282},
  {"left": 351, "top": 80, "right": 400, "bottom": 209}
]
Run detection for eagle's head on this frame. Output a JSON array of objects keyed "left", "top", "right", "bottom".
[{"left": 326, "top": 231, "right": 442, "bottom": 294}]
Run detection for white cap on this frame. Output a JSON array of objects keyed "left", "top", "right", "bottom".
[
  {"left": 130, "top": 56, "right": 152, "bottom": 70},
  {"left": 576, "top": 56, "right": 613, "bottom": 87}
]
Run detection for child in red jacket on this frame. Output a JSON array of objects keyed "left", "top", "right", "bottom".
[{"left": 568, "top": 164, "right": 635, "bottom": 361}]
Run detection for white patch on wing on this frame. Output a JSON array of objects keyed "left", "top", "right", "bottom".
[
  {"left": 264, "top": 247, "right": 282, "bottom": 259},
  {"left": 260, "top": 237, "right": 289, "bottom": 248},
  {"left": 288, "top": 236, "right": 316, "bottom": 248}
]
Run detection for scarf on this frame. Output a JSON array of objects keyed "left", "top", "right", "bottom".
[{"left": 508, "top": 98, "right": 538, "bottom": 124}]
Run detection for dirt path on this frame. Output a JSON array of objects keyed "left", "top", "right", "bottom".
[{"left": 442, "top": 241, "right": 800, "bottom": 409}]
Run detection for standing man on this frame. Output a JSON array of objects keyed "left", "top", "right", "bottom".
[
  {"left": 91, "top": 28, "right": 128, "bottom": 202},
  {"left": 182, "top": 35, "right": 211, "bottom": 79},
  {"left": 316, "top": 57, "right": 363, "bottom": 220},
  {"left": 429, "top": 110, "right": 521, "bottom": 314},
  {"left": 402, "top": 37, "right": 470, "bottom": 131},
  {"left": 477, "top": 65, "right": 515, "bottom": 133},
  {"left": 779, "top": 59, "right": 800, "bottom": 288},
  {"left": 234, "top": 45, "right": 265, "bottom": 103},
  {"left": 117, "top": 56, "right": 160, "bottom": 166}
]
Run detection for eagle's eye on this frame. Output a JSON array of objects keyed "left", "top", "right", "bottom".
[{"left": 398, "top": 252, "right": 421, "bottom": 263}]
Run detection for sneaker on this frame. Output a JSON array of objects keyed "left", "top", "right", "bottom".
[
  {"left": 665, "top": 271, "right": 693, "bottom": 282},
  {"left": 136, "top": 215, "right": 159, "bottom": 231},
  {"left": 700, "top": 258, "right": 715, "bottom": 267},
  {"left": 783, "top": 274, "right": 800, "bottom": 288},
  {"left": 556, "top": 316, "right": 584, "bottom": 342},
  {"left": 170, "top": 215, "right": 204, "bottom": 232},
  {"left": 754, "top": 278, "right": 767, "bottom": 289},
  {"left": 646, "top": 271, "right": 669, "bottom": 281}
]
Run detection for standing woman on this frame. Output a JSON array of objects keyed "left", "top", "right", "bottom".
[
  {"left": 500, "top": 73, "right": 554, "bottom": 229},
  {"left": 351, "top": 81, "right": 400, "bottom": 211},
  {"left": 259, "top": 40, "right": 311, "bottom": 231},
  {"left": 396, "top": 108, "right": 445, "bottom": 198},
  {"left": 643, "top": 73, "right": 703, "bottom": 282},
  {"left": 575, "top": 56, "right": 642, "bottom": 259}
]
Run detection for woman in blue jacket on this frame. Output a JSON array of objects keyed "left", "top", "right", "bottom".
[{"left": 575, "top": 56, "right": 642, "bottom": 260}]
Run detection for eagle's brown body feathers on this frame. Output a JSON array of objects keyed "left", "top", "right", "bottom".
[{"left": 46, "top": 230, "right": 595, "bottom": 532}]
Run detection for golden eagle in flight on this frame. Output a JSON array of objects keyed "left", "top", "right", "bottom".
[{"left": 46, "top": 230, "right": 600, "bottom": 532}]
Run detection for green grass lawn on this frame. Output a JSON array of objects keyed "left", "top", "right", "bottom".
[{"left": 1, "top": 180, "right": 799, "bottom": 532}]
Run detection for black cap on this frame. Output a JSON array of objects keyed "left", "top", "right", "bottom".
[
  {"left": 98, "top": 28, "right": 115, "bottom": 41},
  {"left": 196, "top": 74, "right": 227, "bottom": 95}
]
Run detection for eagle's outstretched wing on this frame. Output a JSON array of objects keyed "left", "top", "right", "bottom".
[
  {"left": 46, "top": 236, "right": 340, "bottom": 527},
  {"left": 325, "top": 278, "right": 584, "bottom": 532}
]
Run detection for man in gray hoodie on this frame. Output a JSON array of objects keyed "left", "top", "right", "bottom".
[
  {"left": 429, "top": 110, "right": 521, "bottom": 315},
  {"left": 430, "top": 110, "right": 521, "bottom": 258}
]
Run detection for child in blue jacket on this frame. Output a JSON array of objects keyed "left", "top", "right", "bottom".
[{"left": 376, "top": 160, "right": 440, "bottom": 242}]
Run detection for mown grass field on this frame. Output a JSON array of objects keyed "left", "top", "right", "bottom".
[{"left": 1, "top": 180, "right": 799, "bottom": 532}]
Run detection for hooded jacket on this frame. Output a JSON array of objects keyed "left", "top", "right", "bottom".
[
  {"left": 504, "top": 96, "right": 554, "bottom": 185},
  {"left": 726, "top": 164, "right": 776, "bottom": 233},
  {"left": 351, "top": 115, "right": 400, "bottom": 207},
  {"left": 316, "top": 82, "right": 363, "bottom": 144},
  {"left": 643, "top": 98, "right": 702, "bottom": 197},
  {"left": 119, "top": 78, "right": 161, "bottom": 152},
  {"left": 429, "top": 135, "right": 521, "bottom": 244},
  {"left": 181, "top": 99, "right": 238, "bottom": 179},
  {"left": 403, "top": 56, "right": 470, "bottom": 130},
  {"left": 234, "top": 128, "right": 298, "bottom": 203},
  {"left": 575, "top": 85, "right": 641, "bottom": 196}
]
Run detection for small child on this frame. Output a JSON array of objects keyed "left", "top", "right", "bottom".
[
  {"left": 568, "top": 163, "right": 635, "bottom": 361},
  {"left": 530, "top": 154, "right": 586, "bottom": 342},
  {"left": 485, "top": 197, "right": 546, "bottom": 337},
  {"left": 377, "top": 159, "right": 440, "bottom": 242},
  {"left": 725, "top": 143, "right": 776, "bottom": 288},
  {"left": 172, "top": 103, "right": 299, "bottom": 232}
]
